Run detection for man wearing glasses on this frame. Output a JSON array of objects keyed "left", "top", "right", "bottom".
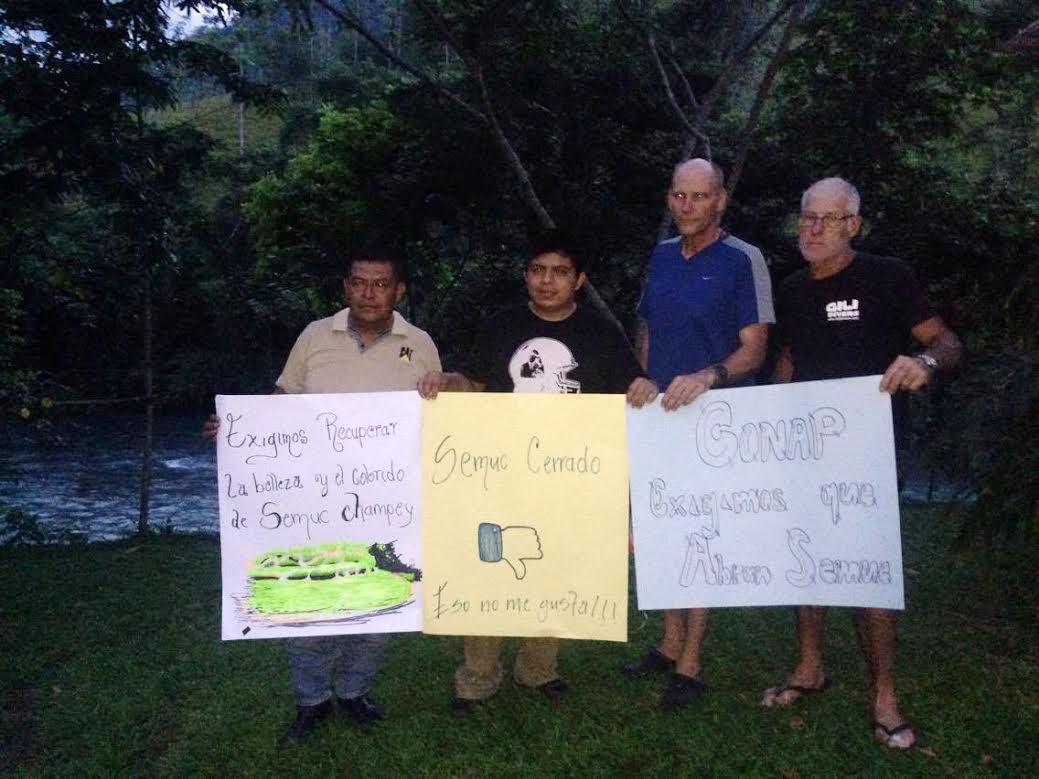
[
  {"left": 761, "top": 177, "right": 961, "bottom": 749},
  {"left": 622, "top": 158, "right": 775, "bottom": 709},
  {"left": 265, "top": 246, "right": 440, "bottom": 746},
  {"left": 418, "top": 229, "right": 659, "bottom": 712}
]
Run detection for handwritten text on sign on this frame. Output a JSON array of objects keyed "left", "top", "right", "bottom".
[
  {"left": 421, "top": 394, "right": 630, "bottom": 641},
  {"left": 627, "top": 376, "right": 904, "bottom": 610},
  {"left": 216, "top": 392, "right": 423, "bottom": 640}
]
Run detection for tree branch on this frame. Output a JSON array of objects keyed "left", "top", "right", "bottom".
[
  {"left": 701, "top": 0, "right": 798, "bottom": 120},
  {"left": 472, "top": 67, "right": 555, "bottom": 230},
  {"left": 316, "top": 0, "right": 626, "bottom": 334},
  {"left": 410, "top": 0, "right": 473, "bottom": 69},
  {"left": 648, "top": 29, "right": 710, "bottom": 155},
  {"left": 669, "top": 56, "right": 699, "bottom": 114},
  {"left": 727, "top": 0, "right": 806, "bottom": 196},
  {"left": 310, "top": 0, "right": 485, "bottom": 123},
  {"left": 49, "top": 395, "right": 157, "bottom": 407},
  {"left": 650, "top": 0, "right": 804, "bottom": 246}
]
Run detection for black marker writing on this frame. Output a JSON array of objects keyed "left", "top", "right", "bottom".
[
  {"left": 430, "top": 435, "right": 508, "bottom": 490},
  {"left": 223, "top": 412, "right": 307, "bottom": 464}
]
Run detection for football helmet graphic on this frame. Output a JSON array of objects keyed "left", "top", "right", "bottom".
[{"left": 508, "top": 338, "right": 581, "bottom": 393}]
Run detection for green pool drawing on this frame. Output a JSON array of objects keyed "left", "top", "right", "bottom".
[{"left": 247, "top": 542, "right": 419, "bottom": 615}]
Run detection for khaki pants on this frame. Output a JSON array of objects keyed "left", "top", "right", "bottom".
[{"left": 454, "top": 636, "right": 560, "bottom": 700}]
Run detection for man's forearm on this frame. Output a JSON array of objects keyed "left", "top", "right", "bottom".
[
  {"left": 919, "top": 328, "right": 962, "bottom": 373},
  {"left": 634, "top": 318, "right": 649, "bottom": 371},
  {"left": 716, "top": 324, "right": 768, "bottom": 385},
  {"left": 441, "top": 372, "right": 483, "bottom": 392},
  {"left": 772, "top": 347, "right": 793, "bottom": 384}
]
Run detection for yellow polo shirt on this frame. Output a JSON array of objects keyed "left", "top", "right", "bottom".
[{"left": 276, "top": 308, "right": 441, "bottom": 394}]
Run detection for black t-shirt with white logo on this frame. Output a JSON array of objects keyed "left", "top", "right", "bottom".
[
  {"left": 462, "top": 303, "right": 644, "bottom": 393},
  {"left": 776, "top": 253, "right": 935, "bottom": 382}
]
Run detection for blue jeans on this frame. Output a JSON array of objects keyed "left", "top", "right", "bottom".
[{"left": 286, "top": 633, "right": 391, "bottom": 707}]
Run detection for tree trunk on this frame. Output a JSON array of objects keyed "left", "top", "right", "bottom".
[
  {"left": 395, "top": 0, "right": 403, "bottom": 56},
  {"left": 137, "top": 272, "right": 154, "bottom": 535},
  {"left": 237, "top": 59, "right": 245, "bottom": 156}
]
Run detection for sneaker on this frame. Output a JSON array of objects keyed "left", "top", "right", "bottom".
[
  {"left": 338, "top": 693, "right": 384, "bottom": 724},
  {"left": 276, "top": 700, "right": 334, "bottom": 749},
  {"left": 659, "top": 673, "right": 707, "bottom": 710},
  {"left": 622, "top": 646, "right": 675, "bottom": 678},
  {"left": 537, "top": 678, "right": 570, "bottom": 701}
]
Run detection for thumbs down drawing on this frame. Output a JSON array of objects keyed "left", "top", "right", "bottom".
[{"left": 477, "top": 522, "right": 544, "bottom": 580}]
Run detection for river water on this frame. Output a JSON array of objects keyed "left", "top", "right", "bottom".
[
  {"left": 1, "top": 411, "right": 218, "bottom": 542},
  {"left": 1, "top": 411, "right": 966, "bottom": 544}
]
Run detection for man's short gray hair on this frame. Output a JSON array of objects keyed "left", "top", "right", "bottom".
[{"left": 801, "top": 177, "right": 861, "bottom": 215}]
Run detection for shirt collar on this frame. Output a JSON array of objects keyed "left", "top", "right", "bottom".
[{"left": 332, "top": 308, "right": 405, "bottom": 346}]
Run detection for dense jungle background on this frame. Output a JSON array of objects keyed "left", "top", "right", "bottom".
[{"left": 1, "top": 0, "right": 1036, "bottom": 537}]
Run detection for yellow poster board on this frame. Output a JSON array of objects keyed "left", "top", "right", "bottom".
[{"left": 421, "top": 394, "right": 629, "bottom": 641}]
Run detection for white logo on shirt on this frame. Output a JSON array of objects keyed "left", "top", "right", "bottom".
[
  {"left": 508, "top": 338, "right": 580, "bottom": 393},
  {"left": 825, "top": 299, "right": 860, "bottom": 322}
]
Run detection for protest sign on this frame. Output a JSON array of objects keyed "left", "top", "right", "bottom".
[
  {"left": 628, "top": 376, "right": 904, "bottom": 610},
  {"left": 216, "top": 392, "right": 423, "bottom": 640},
  {"left": 421, "top": 394, "right": 630, "bottom": 641}
]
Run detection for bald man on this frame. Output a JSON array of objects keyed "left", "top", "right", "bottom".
[{"left": 623, "top": 158, "right": 775, "bottom": 709}]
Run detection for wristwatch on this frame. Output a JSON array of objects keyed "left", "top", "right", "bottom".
[
  {"left": 711, "top": 363, "right": 729, "bottom": 387},
  {"left": 915, "top": 353, "right": 939, "bottom": 372}
]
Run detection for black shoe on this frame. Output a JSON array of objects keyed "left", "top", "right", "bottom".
[
  {"left": 449, "top": 696, "right": 478, "bottom": 717},
  {"left": 622, "top": 646, "right": 675, "bottom": 678},
  {"left": 659, "top": 673, "right": 707, "bottom": 711},
  {"left": 537, "top": 678, "right": 570, "bottom": 701},
  {"left": 338, "top": 693, "right": 384, "bottom": 724},
  {"left": 276, "top": 700, "right": 334, "bottom": 749}
]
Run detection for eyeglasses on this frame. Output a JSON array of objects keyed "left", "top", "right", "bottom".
[
  {"left": 347, "top": 276, "right": 395, "bottom": 292},
  {"left": 799, "top": 213, "right": 856, "bottom": 230}
]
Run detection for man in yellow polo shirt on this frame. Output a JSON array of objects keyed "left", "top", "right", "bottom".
[
  {"left": 275, "top": 247, "right": 440, "bottom": 747},
  {"left": 208, "top": 245, "right": 440, "bottom": 747},
  {"left": 276, "top": 259, "right": 439, "bottom": 396}
]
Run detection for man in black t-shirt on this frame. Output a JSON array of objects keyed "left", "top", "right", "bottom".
[
  {"left": 418, "top": 230, "right": 658, "bottom": 712},
  {"left": 761, "top": 177, "right": 962, "bottom": 750}
]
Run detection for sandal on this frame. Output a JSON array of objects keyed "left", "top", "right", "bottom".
[
  {"left": 873, "top": 721, "right": 916, "bottom": 750},
  {"left": 761, "top": 677, "right": 831, "bottom": 707},
  {"left": 621, "top": 645, "right": 675, "bottom": 678},
  {"left": 660, "top": 673, "right": 707, "bottom": 710}
]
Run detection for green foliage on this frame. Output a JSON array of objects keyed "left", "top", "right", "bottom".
[
  {"left": 0, "top": 288, "right": 39, "bottom": 413},
  {"left": 244, "top": 101, "right": 414, "bottom": 284},
  {"left": 735, "top": 0, "right": 1039, "bottom": 535},
  {"left": 155, "top": 94, "right": 286, "bottom": 155},
  {"left": 0, "top": 0, "right": 1036, "bottom": 537},
  {"left": 963, "top": 393, "right": 1039, "bottom": 537},
  {"left": 0, "top": 504, "right": 46, "bottom": 546},
  {"left": 0, "top": 0, "right": 290, "bottom": 405}
]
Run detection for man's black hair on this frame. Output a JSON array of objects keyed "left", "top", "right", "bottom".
[
  {"left": 528, "top": 228, "right": 585, "bottom": 275},
  {"left": 342, "top": 242, "right": 407, "bottom": 282}
]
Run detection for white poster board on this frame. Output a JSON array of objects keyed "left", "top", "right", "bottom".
[
  {"left": 627, "top": 376, "right": 904, "bottom": 610},
  {"left": 216, "top": 392, "right": 423, "bottom": 640}
]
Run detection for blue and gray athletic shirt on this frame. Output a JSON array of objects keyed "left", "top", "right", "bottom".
[{"left": 637, "top": 233, "right": 775, "bottom": 389}]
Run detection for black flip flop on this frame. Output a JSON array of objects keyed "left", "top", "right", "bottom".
[{"left": 622, "top": 645, "right": 675, "bottom": 677}]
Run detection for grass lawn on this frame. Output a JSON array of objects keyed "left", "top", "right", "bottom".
[{"left": 1, "top": 508, "right": 1036, "bottom": 777}]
